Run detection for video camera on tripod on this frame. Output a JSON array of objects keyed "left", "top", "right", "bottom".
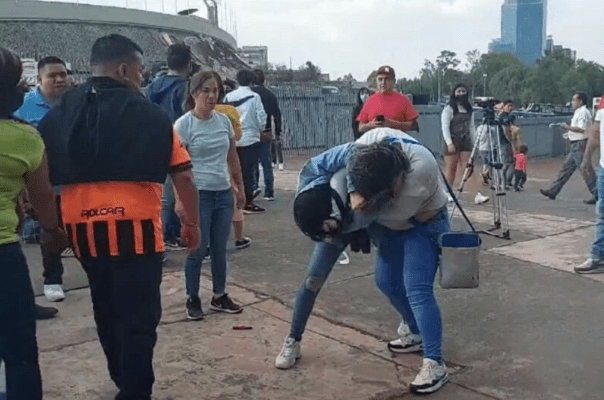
[
  {"left": 450, "top": 98, "right": 512, "bottom": 239},
  {"left": 476, "top": 99, "right": 516, "bottom": 126}
]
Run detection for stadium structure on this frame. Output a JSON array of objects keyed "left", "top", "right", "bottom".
[{"left": 0, "top": 0, "right": 248, "bottom": 82}]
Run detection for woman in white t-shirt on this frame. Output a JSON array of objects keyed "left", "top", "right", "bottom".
[
  {"left": 175, "top": 71, "right": 245, "bottom": 319},
  {"left": 441, "top": 84, "right": 489, "bottom": 204}
]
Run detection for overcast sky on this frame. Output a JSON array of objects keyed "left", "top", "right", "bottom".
[
  {"left": 226, "top": 0, "right": 603, "bottom": 82},
  {"left": 41, "top": 0, "right": 603, "bottom": 81}
]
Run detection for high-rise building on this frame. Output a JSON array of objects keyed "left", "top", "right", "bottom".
[{"left": 488, "top": 0, "right": 547, "bottom": 66}]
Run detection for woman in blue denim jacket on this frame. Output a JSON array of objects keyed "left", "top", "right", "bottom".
[{"left": 275, "top": 128, "right": 450, "bottom": 395}]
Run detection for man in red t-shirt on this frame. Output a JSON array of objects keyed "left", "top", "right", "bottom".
[{"left": 357, "top": 65, "right": 419, "bottom": 135}]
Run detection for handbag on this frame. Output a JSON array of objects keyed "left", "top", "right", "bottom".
[{"left": 438, "top": 173, "right": 482, "bottom": 289}]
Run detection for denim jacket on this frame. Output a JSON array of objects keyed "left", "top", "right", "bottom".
[{"left": 296, "top": 128, "right": 447, "bottom": 232}]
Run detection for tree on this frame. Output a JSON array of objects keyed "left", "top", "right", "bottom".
[
  {"left": 560, "top": 60, "right": 604, "bottom": 101},
  {"left": 465, "top": 49, "right": 481, "bottom": 97},
  {"left": 435, "top": 50, "right": 461, "bottom": 98},
  {"left": 528, "top": 53, "right": 575, "bottom": 103},
  {"left": 366, "top": 70, "right": 377, "bottom": 88},
  {"left": 294, "top": 61, "right": 322, "bottom": 82}
]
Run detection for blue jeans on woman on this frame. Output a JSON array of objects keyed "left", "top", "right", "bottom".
[
  {"left": 288, "top": 210, "right": 449, "bottom": 363},
  {"left": 369, "top": 210, "right": 449, "bottom": 363},
  {"left": 591, "top": 167, "right": 604, "bottom": 263},
  {"left": 0, "top": 243, "right": 42, "bottom": 400},
  {"left": 185, "top": 189, "right": 234, "bottom": 299}
]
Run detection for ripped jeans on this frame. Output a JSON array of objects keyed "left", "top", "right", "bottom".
[{"left": 289, "top": 239, "right": 348, "bottom": 341}]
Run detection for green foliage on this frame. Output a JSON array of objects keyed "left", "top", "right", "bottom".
[{"left": 407, "top": 49, "right": 604, "bottom": 105}]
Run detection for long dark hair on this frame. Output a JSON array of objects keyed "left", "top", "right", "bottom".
[
  {"left": 448, "top": 83, "right": 472, "bottom": 115},
  {"left": 182, "top": 71, "right": 222, "bottom": 113},
  {"left": 0, "top": 47, "right": 24, "bottom": 118}
]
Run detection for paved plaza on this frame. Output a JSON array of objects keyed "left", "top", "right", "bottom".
[{"left": 9, "top": 155, "right": 604, "bottom": 399}]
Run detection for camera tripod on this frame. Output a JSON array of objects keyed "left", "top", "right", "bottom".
[{"left": 450, "top": 116, "right": 511, "bottom": 240}]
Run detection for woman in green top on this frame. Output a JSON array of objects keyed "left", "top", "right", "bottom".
[{"left": 0, "top": 47, "right": 69, "bottom": 400}]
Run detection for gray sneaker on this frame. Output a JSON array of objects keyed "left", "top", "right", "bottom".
[
  {"left": 574, "top": 258, "right": 604, "bottom": 274},
  {"left": 410, "top": 358, "right": 449, "bottom": 394}
]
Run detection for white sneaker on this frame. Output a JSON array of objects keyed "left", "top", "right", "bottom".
[
  {"left": 44, "top": 284, "right": 66, "bottom": 302},
  {"left": 474, "top": 192, "right": 490, "bottom": 204},
  {"left": 397, "top": 320, "right": 411, "bottom": 337},
  {"left": 410, "top": 358, "right": 449, "bottom": 394},
  {"left": 388, "top": 321, "right": 422, "bottom": 353},
  {"left": 388, "top": 334, "right": 423, "bottom": 353},
  {"left": 278, "top": 163, "right": 284, "bottom": 171},
  {"left": 338, "top": 251, "right": 350, "bottom": 265},
  {"left": 275, "top": 337, "right": 301, "bottom": 369}
]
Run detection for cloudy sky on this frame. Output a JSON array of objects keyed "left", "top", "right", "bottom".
[
  {"left": 42, "top": 0, "right": 603, "bottom": 81},
  {"left": 225, "top": 0, "right": 603, "bottom": 82}
]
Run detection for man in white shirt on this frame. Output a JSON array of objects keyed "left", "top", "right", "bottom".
[
  {"left": 540, "top": 93, "right": 596, "bottom": 204},
  {"left": 224, "top": 69, "right": 267, "bottom": 213},
  {"left": 575, "top": 107, "right": 604, "bottom": 273}
]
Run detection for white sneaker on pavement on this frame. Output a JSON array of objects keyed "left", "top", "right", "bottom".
[
  {"left": 44, "top": 284, "right": 66, "bottom": 302},
  {"left": 474, "top": 192, "right": 490, "bottom": 204},
  {"left": 275, "top": 337, "right": 301, "bottom": 369},
  {"left": 278, "top": 163, "right": 284, "bottom": 171},
  {"left": 388, "top": 321, "right": 422, "bottom": 353},
  {"left": 409, "top": 358, "right": 449, "bottom": 394}
]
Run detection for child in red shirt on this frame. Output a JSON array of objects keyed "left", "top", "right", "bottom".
[{"left": 514, "top": 144, "right": 528, "bottom": 192}]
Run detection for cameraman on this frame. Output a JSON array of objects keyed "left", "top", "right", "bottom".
[{"left": 495, "top": 100, "right": 519, "bottom": 188}]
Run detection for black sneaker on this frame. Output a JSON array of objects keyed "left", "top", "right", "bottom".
[
  {"left": 36, "top": 304, "right": 58, "bottom": 320},
  {"left": 210, "top": 294, "right": 242, "bottom": 314},
  {"left": 235, "top": 237, "right": 252, "bottom": 250},
  {"left": 243, "top": 204, "right": 265, "bottom": 214},
  {"left": 539, "top": 188, "right": 556, "bottom": 200},
  {"left": 584, "top": 198, "right": 597, "bottom": 205},
  {"left": 186, "top": 297, "right": 204, "bottom": 320}
]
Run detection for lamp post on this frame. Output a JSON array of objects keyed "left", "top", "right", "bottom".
[{"left": 483, "top": 73, "right": 487, "bottom": 97}]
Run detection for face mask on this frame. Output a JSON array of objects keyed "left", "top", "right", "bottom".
[
  {"left": 360, "top": 93, "right": 369, "bottom": 103},
  {"left": 455, "top": 94, "right": 468, "bottom": 102}
]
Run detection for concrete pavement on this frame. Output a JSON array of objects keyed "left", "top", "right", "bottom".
[{"left": 12, "top": 155, "right": 604, "bottom": 399}]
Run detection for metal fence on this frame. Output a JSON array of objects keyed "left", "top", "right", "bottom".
[
  {"left": 273, "top": 91, "right": 573, "bottom": 159},
  {"left": 274, "top": 88, "right": 356, "bottom": 157}
]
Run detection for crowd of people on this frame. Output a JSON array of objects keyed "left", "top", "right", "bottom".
[{"left": 1, "top": 33, "right": 604, "bottom": 399}]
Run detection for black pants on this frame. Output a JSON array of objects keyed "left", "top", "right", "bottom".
[
  {"left": 80, "top": 254, "right": 163, "bottom": 400},
  {"left": 42, "top": 195, "right": 64, "bottom": 285},
  {"left": 237, "top": 142, "right": 262, "bottom": 204},
  {"left": 514, "top": 170, "right": 527, "bottom": 190},
  {"left": 0, "top": 243, "right": 42, "bottom": 400}
]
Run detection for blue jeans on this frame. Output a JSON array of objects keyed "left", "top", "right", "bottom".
[
  {"left": 256, "top": 140, "right": 274, "bottom": 197},
  {"left": 161, "top": 176, "right": 181, "bottom": 244},
  {"left": 591, "top": 167, "right": 604, "bottom": 262},
  {"left": 289, "top": 211, "right": 449, "bottom": 363},
  {"left": 289, "top": 239, "right": 348, "bottom": 341},
  {"left": 185, "top": 189, "right": 234, "bottom": 299},
  {"left": 237, "top": 142, "right": 262, "bottom": 204},
  {"left": 0, "top": 243, "right": 42, "bottom": 400},
  {"left": 369, "top": 211, "right": 449, "bottom": 363}
]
